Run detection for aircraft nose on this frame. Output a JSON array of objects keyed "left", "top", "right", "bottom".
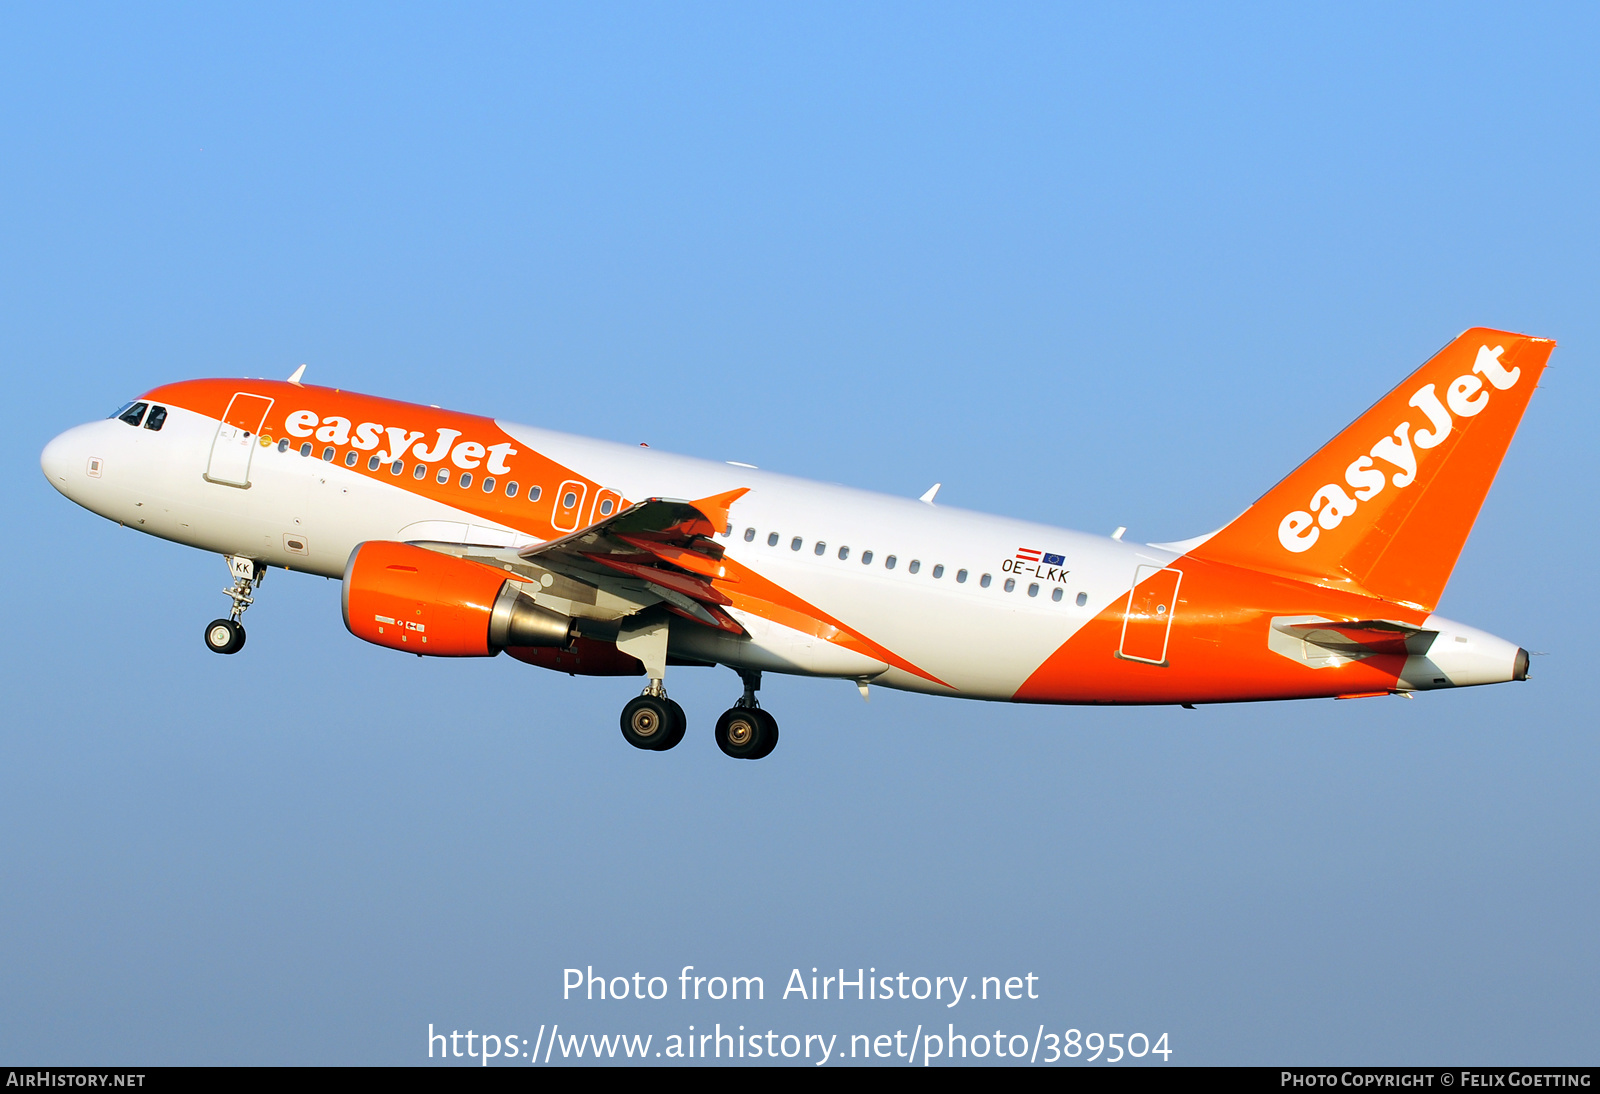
[{"left": 41, "top": 424, "right": 93, "bottom": 499}]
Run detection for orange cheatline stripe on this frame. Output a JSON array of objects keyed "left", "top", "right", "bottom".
[{"left": 713, "top": 557, "right": 949, "bottom": 688}]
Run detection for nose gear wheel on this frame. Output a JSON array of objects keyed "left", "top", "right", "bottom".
[{"left": 204, "top": 618, "right": 246, "bottom": 655}]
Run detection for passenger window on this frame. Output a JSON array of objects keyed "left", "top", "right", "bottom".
[
  {"left": 460, "top": 473, "right": 473, "bottom": 489},
  {"left": 322, "top": 446, "right": 335, "bottom": 461},
  {"left": 980, "top": 573, "right": 992, "bottom": 588},
  {"left": 791, "top": 537, "right": 803, "bottom": 551},
  {"left": 744, "top": 528, "right": 756, "bottom": 542},
  {"left": 1076, "top": 591, "right": 1088, "bottom": 606},
  {"left": 300, "top": 442, "right": 313, "bottom": 457},
  {"left": 506, "top": 481, "right": 519, "bottom": 497},
  {"left": 722, "top": 523, "right": 732, "bottom": 537},
  {"left": 862, "top": 550, "right": 873, "bottom": 565},
  {"left": 144, "top": 406, "right": 167, "bottom": 431},
  {"left": 1052, "top": 587, "right": 1064, "bottom": 602},
  {"left": 956, "top": 569, "right": 967, "bottom": 583},
  {"left": 1028, "top": 583, "right": 1039, "bottom": 597},
  {"left": 278, "top": 438, "right": 290, "bottom": 452},
  {"left": 413, "top": 464, "right": 427, "bottom": 479},
  {"left": 814, "top": 541, "right": 826, "bottom": 556},
  {"left": 1004, "top": 578, "right": 1016, "bottom": 592},
  {"left": 527, "top": 485, "right": 542, "bottom": 502},
  {"left": 885, "top": 555, "right": 897, "bottom": 570},
  {"left": 838, "top": 546, "right": 850, "bottom": 560},
  {"left": 599, "top": 497, "right": 614, "bottom": 515},
  {"left": 117, "top": 402, "right": 148, "bottom": 427},
  {"left": 932, "top": 564, "right": 944, "bottom": 578},
  {"left": 437, "top": 467, "right": 450, "bottom": 484},
  {"left": 768, "top": 533, "right": 780, "bottom": 547},
  {"left": 367, "top": 455, "right": 381, "bottom": 471},
  {"left": 562, "top": 490, "right": 577, "bottom": 508},
  {"left": 390, "top": 460, "right": 404, "bottom": 476},
  {"left": 908, "top": 560, "right": 920, "bottom": 574},
  {"left": 483, "top": 477, "right": 496, "bottom": 492},
  {"left": 344, "top": 451, "right": 358, "bottom": 467}
]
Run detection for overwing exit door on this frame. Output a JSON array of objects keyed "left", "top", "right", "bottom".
[
  {"left": 205, "top": 393, "right": 274, "bottom": 488},
  {"left": 1117, "top": 565, "right": 1182, "bottom": 666}
]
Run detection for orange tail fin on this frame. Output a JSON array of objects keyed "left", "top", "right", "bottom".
[{"left": 1190, "top": 328, "right": 1554, "bottom": 611}]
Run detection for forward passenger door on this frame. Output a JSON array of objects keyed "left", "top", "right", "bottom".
[{"left": 205, "top": 393, "right": 274, "bottom": 488}]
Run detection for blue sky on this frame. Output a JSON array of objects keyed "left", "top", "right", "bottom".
[{"left": 2, "top": 4, "right": 1596, "bottom": 1065}]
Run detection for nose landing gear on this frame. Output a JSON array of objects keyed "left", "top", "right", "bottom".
[{"left": 204, "top": 555, "right": 263, "bottom": 655}]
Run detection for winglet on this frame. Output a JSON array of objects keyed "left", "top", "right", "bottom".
[
  {"left": 690, "top": 487, "right": 750, "bottom": 533},
  {"left": 920, "top": 483, "right": 941, "bottom": 505},
  {"left": 287, "top": 364, "right": 307, "bottom": 385}
]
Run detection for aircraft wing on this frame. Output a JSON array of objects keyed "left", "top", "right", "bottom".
[{"left": 516, "top": 488, "right": 749, "bottom": 634}]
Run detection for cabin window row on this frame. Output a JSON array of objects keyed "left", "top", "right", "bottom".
[
  {"left": 732, "top": 526, "right": 1091, "bottom": 607},
  {"left": 280, "top": 440, "right": 544, "bottom": 502}
]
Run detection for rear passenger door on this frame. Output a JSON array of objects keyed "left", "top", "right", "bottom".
[{"left": 1117, "top": 565, "right": 1182, "bottom": 666}]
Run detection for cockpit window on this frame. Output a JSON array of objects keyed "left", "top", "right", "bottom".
[
  {"left": 115, "top": 402, "right": 148, "bottom": 427},
  {"left": 143, "top": 405, "right": 167, "bottom": 431}
]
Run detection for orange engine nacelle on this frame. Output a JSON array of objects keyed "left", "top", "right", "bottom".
[{"left": 342, "top": 541, "right": 574, "bottom": 656}]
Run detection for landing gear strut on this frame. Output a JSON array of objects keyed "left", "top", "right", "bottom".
[
  {"left": 715, "top": 669, "right": 779, "bottom": 760},
  {"left": 615, "top": 613, "right": 685, "bottom": 750},
  {"left": 204, "top": 554, "right": 262, "bottom": 655}
]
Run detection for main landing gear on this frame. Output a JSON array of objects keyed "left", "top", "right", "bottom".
[
  {"left": 614, "top": 666, "right": 781, "bottom": 760},
  {"left": 204, "top": 555, "right": 263, "bottom": 655},
  {"left": 620, "top": 686, "right": 687, "bottom": 751},
  {"left": 714, "top": 669, "right": 779, "bottom": 760}
]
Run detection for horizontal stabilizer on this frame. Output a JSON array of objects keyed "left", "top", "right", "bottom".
[{"left": 1272, "top": 618, "right": 1437, "bottom": 658}]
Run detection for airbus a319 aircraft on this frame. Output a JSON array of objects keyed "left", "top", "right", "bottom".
[{"left": 41, "top": 328, "right": 1551, "bottom": 760}]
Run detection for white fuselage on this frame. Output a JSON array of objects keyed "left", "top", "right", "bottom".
[
  {"left": 42, "top": 403, "right": 1165, "bottom": 699},
  {"left": 41, "top": 388, "right": 1525, "bottom": 703}
]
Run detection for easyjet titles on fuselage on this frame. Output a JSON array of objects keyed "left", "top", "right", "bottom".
[{"left": 281, "top": 409, "right": 520, "bottom": 475}]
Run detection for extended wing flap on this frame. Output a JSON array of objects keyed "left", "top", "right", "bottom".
[
  {"left": 518, "top": 490, "right": 750, "bottom": 635},
  {"left": 584, "top": 553, "right": 734, "bottom": 606}
]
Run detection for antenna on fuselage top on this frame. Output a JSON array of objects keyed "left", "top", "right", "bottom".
[{"left": 287, "top": 364, "right": 307, "bottom": 385}]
